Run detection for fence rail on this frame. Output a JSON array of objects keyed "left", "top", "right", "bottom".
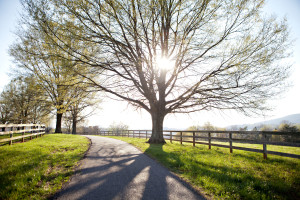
[
  {"left": 88, "top": 130, "right": 300, "bottom": 159},
  {"left": 0, "top": 124, "right": 45, "bottom": 145}
]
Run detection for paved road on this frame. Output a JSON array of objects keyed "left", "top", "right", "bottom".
[{"left": 53, "top": 136, "right": 207, "bottom": 200}]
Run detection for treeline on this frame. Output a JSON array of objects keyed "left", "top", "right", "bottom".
[
  {"left": 61, "top": 122, "right": 129, "bottom": 134},
  {"left": 183, "top": 122, "right": 300, "bottom": 143},
  {"left": 187, "top": 121, "right": 300, "bottom": 132},
  {"left": 61, "top": 126, "right": 102, "bottom": 135},
  {"left": 0, "top": 74, "right": 100, "bottom": 134},
  {"left": 0, "top": 76, "right": 50, "bottom": 124},
  {"left": 0, "top": 0, "right": 101, "bottom": 134},
  {"left": 227, "top": 123, "right": 300, "bottom": 132}
]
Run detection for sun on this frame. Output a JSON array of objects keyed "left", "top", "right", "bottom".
[{"left": 155, "top": 56, "right": 175, "bottom": 71}]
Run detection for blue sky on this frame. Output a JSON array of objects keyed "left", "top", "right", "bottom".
[
  {"left": 0, "top": 0, "right": 300, "bottom": 129},
  {"left": 0, "top": 0, "right": 21, "bottom": 88}
]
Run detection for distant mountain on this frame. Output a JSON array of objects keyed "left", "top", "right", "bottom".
[{"left": 227, "top": 114, "right": 300, "bottom": 130}]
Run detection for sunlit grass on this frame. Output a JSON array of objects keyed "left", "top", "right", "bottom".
[
  {"left": 0, "top": 134, "right": 89, "bottom": 200},
  {"left": 194, "top": 140, "right": 300, "bottom": 155},
  {"left": 103, "top": 136, "right": 300, "bottom": 200}
]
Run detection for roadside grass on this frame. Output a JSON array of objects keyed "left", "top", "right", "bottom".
[
  {"left": 103, "top": 136, "right": 300, "bottom": 200},
  {"left": 0, "top": 134, "right": 89, "bottom": 200}
]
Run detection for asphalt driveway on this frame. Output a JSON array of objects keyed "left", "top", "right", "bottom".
[{"left": 53, "top": 136, "right": 207, "bottom": 200}]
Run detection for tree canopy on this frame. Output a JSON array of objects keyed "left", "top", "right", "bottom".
[
  {"left": 9, "top": 7, "right": 98, "bottom": 132},
  {"left": 0, "top": 76, "right": 51, "bottom": 124},
  {"left": 16, "top": 0, "right": 291, "bottom": 143}
]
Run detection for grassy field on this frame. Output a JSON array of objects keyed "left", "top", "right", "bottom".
[
  {"left": 0, "top": 134, "right": 89, "bottom": 200},
  {"left": 104, "top": 136, "right": 300, "bottom": 200}
]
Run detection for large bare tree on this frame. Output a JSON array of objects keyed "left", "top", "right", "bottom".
[{"left": 20, "top": 0, "right": 290, "bottom": 143}]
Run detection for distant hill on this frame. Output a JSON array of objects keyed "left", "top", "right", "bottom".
[{"left": 227, "top": 113, "right": 300, "bottom": 130}]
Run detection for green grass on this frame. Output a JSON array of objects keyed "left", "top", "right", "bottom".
[
  {"left": 0, "top": 134, "right": 90, "bottom": 200},
  {"left": 194, "top": 140, "right": 300, "bottom": 155},
  {"left": 103, "top": 136, "right": 300, "bottom": 200}
]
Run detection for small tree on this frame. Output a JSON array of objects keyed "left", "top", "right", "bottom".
[
  {"left": 239, "top": 126, "right": 248, "bottom": 131},
  {"left": 108, "top": 122, "right": 129, "bottom": 135},
  {"left": 64, "top": 89, "right": 100, "bottom": 134},
  {"left": 278, "top": 123, "right": 299, "bottom": 132},
  {"left": 202, "top": 122, "right": 215, "bottom": 131},
  {"left": 260, "top": 125, "right": 273, "bottom": 131},
  {"left": 187, "top": 125, "right": 202, "bottom": 131}
]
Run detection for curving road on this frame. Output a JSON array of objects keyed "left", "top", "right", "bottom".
[{"left": 53, "top": 136, "right": 207, "bottom": 200}]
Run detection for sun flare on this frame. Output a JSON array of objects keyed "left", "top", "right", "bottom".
[{"left": 155, "top": 56, "right": 175, "bottom": 71}]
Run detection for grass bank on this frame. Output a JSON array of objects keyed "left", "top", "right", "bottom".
[
  {"left": 104, "top": 136, "right": 300, "bottom": 200},
  {"left": 0, "top": 134, "right": 89, "bottom": 200}
]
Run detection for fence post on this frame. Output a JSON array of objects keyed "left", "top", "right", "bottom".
[
  {"left": 9, "top": 128, "right": 13, "bottom": 145},
  {"left": 193, "top": 131, "right": 195, "bottom": 147},
  {"left": 30, "top": 126, "right": 32, "bottom": 140},
  {"left": 208, "top": 132, "right": 211, "bottom": 149},
  {"left": 263, "top": 132, "right": 267, "bottom": 159},
  {"left": 146, "top": 131, "right": 148, "bottom": 139},
  {"left": 9, "top": 127, "right": 14, "bottom": 145},
  {"left": 180, "top": 132, "right": 183, "bottom": 145},
  {"left": 22, "top": 126, "right": 25, "bottom": 142},
  {"left": 139, "top": 130, "right": 141, "bottom": 138},
  {"left": 32, "top": 126, "right": 35, "bottom": 138},
  {"left": 39, "top": 126, "right": 42, "bottom": 137},
  {"left": 32, "top": 126, "right": 34, "bottom": 138},
  {"left": 229, "top": 132, "right": 233, "bottom": 153},
  {"left": 170, "top": 131, "right": 172, "bottom": 143},
  {"left": 42, "top": 125, "right": 44, "bottom": 136}
]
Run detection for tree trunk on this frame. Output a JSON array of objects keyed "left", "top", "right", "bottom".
[
  {"left": 55, "top": 113, "right": 63, "bottom": 133},
  {"left": 147, "top": 111, "right": 166, "bottom": 144},
  {"left": 72, "top": 117, "right": 77, "bottom": 134}
]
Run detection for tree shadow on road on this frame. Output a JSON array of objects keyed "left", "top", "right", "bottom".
[{"left": 52, "top": 140, "right": 205, "bottom": 200}]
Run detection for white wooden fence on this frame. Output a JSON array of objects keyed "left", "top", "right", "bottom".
[{"left": 0, "top": 124, "right": 45, "bottom": 145}]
